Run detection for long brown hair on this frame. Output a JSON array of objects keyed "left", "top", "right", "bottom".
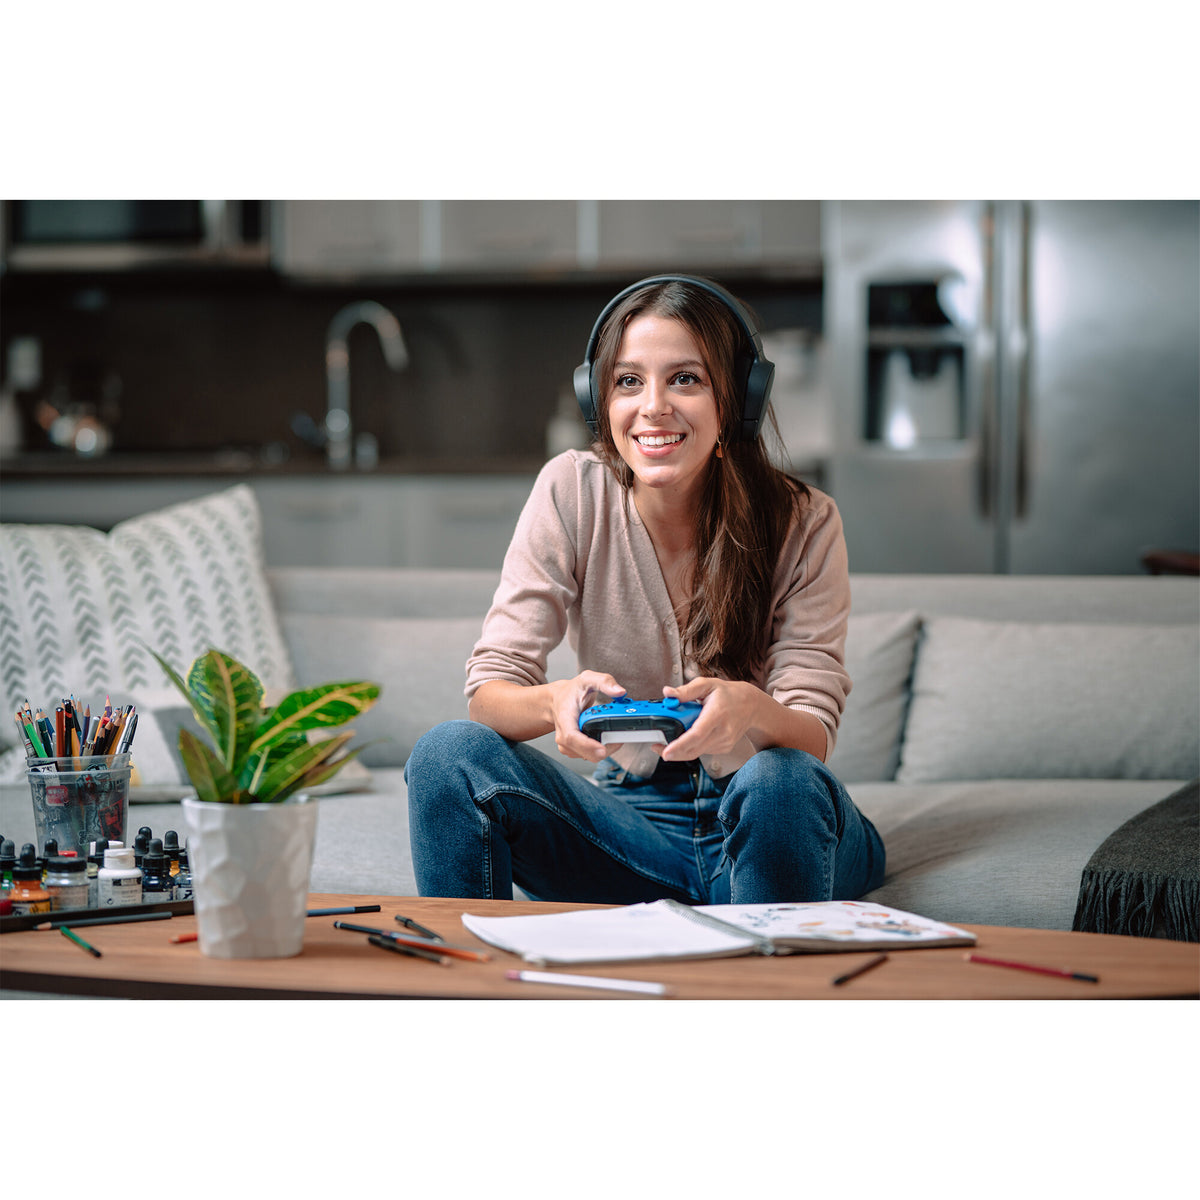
[{"left": 590, "top": 278, "right": 809, "bottom": 679}]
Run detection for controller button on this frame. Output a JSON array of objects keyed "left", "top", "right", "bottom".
[{"left": 663, "top": 697, "right": 680, "bottom": 709}]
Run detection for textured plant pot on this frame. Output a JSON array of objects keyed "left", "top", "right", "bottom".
[{"left": 181, "top": 795, "right": 318, "bottom": 959}]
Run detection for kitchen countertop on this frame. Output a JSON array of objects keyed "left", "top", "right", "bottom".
[{"left": 0, "top": 452, "right": 548, "bottom": 479}]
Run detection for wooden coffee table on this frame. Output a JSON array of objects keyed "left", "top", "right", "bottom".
[{"left": 2, "top": 893, "right": 1196, "bottom": 999}]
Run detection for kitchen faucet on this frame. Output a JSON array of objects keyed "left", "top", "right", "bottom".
[{"left": 324, "top": 300, "right": 408, "bottom": 470}]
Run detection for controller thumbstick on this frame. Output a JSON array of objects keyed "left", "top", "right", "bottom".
[{"left": 663, "top": 697, "right": 679, "bottom": 709}]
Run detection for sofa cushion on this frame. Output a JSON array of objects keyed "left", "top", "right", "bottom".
[
  {"left": 896, "top": 617, "right": 1200, "bottom": 782},
  {"left": 0, "top": 485, "right": 296, "bottom": 789},
  {"left": 827, "top": 611, "right": 920, "bottom": 783},
  {"left": 282, "top": 614, "right": 480, "bottom": 768},
  {"left": 855, "top": 778, "right": 1183, "bottom": 929}
]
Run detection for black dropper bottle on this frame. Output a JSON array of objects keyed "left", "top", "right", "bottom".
[{"left": 141, "top": 838, "right": 171, "bottom": 896}]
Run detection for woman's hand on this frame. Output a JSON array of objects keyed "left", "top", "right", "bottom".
[
  {"left": 658, "top": 678, "right": 829, "bottom": 763},
  {"left": 658, "top": 678, "right": 759, "bottom": 762},
  {"left": 548, "top": 671, "right": 627, "bottom": 763}
]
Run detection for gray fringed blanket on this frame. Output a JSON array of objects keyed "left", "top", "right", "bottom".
[{"left": 1072, "top": 779, "right": 1199, "bottom": 941}]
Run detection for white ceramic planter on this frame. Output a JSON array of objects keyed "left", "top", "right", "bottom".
[{"left": 182, "top": 795, "right": 318, "bottom": 959}]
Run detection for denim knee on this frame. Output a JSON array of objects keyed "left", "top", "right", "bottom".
[{"left": 718, "top": 748, "right": 839, "bottom": 835}]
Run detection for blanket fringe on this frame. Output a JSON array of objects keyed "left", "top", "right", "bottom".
[{"left": 1072, "top": 870, "right": 1199, "bottom": 942}]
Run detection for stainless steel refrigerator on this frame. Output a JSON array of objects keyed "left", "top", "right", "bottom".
[{"left": 822, "top": 200, "right": 1199, "bottom": 573}]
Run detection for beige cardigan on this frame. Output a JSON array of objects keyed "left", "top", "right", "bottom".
[{"left": 465, "top": 450, "right": 852, "bottom": 775}]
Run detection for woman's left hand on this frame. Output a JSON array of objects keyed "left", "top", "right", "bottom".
[{"left": 658, "top": 678, "right": 762, "bottom": 762}]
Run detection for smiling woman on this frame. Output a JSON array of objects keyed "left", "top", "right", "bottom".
[{"left": 405, "top": 275, "right": 886, "bottom": 911}]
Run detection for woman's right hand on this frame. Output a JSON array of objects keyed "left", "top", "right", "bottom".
[{"left": 548, "top": 671, "right": 626, "bottom": 762}]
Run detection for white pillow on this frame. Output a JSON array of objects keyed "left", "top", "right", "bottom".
[
  {"left": 0, "top": 485, "right": 296, "bottom": 789},
  {"left": 827, "top": 611, "right": 921, "bottom": 783},
  {"left": 896, "top": 616, "right": 1200, "bottom": 782}
]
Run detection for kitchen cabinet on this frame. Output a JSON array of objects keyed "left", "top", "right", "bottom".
[
  {"left": 596, "top": 200, "right": 821, "bottom": 270},
  {"left": 438, "top": 201, "right": 579, "bottom": 270},
  {"left": 270, "top": 200, "right": 821, "bottom": 278},
  {"left": 0, "top": 475, "right": 535, "bottom": 569},
  {"left": 273, "top": 201, "right": 430, "bottom": 276}
]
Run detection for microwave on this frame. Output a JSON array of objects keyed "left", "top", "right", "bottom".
[{"left": 2, "top": 200, "right": 270, "bottom": 270}]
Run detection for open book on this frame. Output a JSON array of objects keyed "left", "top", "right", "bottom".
[{"left": 461, "top": 898, "right": 975, "bottom": 965}]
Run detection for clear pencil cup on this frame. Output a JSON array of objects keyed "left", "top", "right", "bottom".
[{"left": 26, "top": 754, "right": 132, "bottom": 859}]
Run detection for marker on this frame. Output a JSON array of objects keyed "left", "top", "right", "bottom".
[
  {"left": 832, "top": 952, "right": 889, "bottom": 986},
  {"left": 169, "top": 931, "right": 200, "bottom": 944},
  {"left": 307, "top": 905, "right": 382, "bottom": 917},
  {"left": 964, "top": 953, "right": 1099, "bottom": 983},
  {"left": 59, "top": 925, "right": 102, "bottom": 957},
  {"left": 368, "top": 935, "right": 451, "bottom": 965},
  {"left": 394, "top": 913, "right": 443, "bottom": 941},
  {"left": 332, "top": 921, "right": 491, "bottom": 962},
  {"left": 505, "top": 969, "right": 671, "bottom": 997},
  {"left": 35, "top": 911, "right": 172, "bottom": 929}
]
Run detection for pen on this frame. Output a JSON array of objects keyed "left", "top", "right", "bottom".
[
  {"left": 832, "top": 952, "right": 889, "bottom": 986},
  {"left": 506, "top": 969, "right": 672, "bottom": 997},
  {"left": 394, "top": 913, "right": 443, "bottom": 941},
  {"left": 332, "top": 921, "right": 491, "bottom": 961},
  {"left": 36, "top": 911, "right": 172, "bottom": 929},
  {"left": 368, "top": 934, "right": 451, "bottom": 965},
  {"left": 307, "top": 905, "right": 383, "bottom": 917},
  {"left": 169, "top": 932, "right": 200, "bottom": 943},
  {"left": 59, "top": 925, "right": 102, "bottom": 957},
  {"left": 964, "top": 953, "right": 1099, "bottom": 983}
]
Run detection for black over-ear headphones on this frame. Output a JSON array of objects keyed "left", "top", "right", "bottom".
[{"left": 572, "top": 274, "right": 775, "bottom": 442}]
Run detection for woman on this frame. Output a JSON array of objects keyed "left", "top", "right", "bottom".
[{"left": 406, "top": 275, "right": 885, "bottom": 905}]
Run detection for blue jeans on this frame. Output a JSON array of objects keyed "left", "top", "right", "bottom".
[{"left": 405, "top": 720, "right": 885, "bottom": 905}]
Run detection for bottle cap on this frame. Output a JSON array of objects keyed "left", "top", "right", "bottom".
[
  {"left": 19, "top": 843, "right": 37, "bottom": 867},
  {"left": 163, "top": 830, "right": 180, "bottom": 854},
  {"left": 0, "top": 839, "right": 15, "bottom": 867},
  {"left": 47, "top": 856, "right": 87, "bottom": 875},
  {"left": 143, "top": 838, "right": 167, "bottom": 873},
  {"left": 103, "top": 846, "right": 136, "bottom": 869},
  {"left": 45, "top": 839, "right": 58, "bottom": 857}
]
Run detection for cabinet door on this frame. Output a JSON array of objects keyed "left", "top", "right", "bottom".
[
  {"left": 273, "top": 201, "right": 426, "bottom": 275},
  {"left": 597, "top": 200, "right": 820, "bottom": 270},
  {"left": 438, "top": 201, "right": 578, "bottom": 269},
  {"left": 397, "top": 477, "right": 533, "bottom": 568}
]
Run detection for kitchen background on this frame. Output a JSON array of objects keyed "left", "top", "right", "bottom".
[{"left": 1, "top": 199, "right": 1196, "bottom": 574}]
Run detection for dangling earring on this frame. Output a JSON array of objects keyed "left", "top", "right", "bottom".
[{"left": 715, "top": 437, "right": 724, "bottom": 460}]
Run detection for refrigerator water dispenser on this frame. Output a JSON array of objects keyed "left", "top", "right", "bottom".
[{"left": 864, "top": 280, "right": 968, "bottom": 446}]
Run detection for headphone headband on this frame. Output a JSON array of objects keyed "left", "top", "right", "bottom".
[{"left": 572, "top": 274, "right": 775, "bottom": 441}]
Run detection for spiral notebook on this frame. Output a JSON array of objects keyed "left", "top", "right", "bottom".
[{"left": 461, "top": 898, "right": 975, "bottom": 965}]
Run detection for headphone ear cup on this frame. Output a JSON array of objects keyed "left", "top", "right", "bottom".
[
  {"left": 573, "top": 362, "right": 598, "bottom": 435},
  {"left": 740, "top": 359, "right": 775, "bottom": 440}
]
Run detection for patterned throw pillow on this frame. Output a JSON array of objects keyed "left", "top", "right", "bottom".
[{"left": 0, "top": 484, "right": 297, "bottom": 787}]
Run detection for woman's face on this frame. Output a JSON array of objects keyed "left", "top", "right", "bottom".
[{"left": 606, "top": 313, "right": 722, "bottom": 505}]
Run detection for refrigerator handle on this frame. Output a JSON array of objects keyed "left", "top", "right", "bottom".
[
  {"left": 978, "top": 203, "right": 998, "bottom": 519},
  {"left": 1013, "top": 200, "right": 1033, "bottom": 519}
]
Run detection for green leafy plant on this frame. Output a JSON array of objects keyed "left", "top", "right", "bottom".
[{"left": 151, "top": 647, "right": 380, "bottom": 804}]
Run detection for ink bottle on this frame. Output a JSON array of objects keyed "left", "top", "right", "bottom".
[
  {"left": 98, "top": 846, "right": 142, "bottom": 907},
  {"left": 45, "top": 856, "right": 90, "bottom": 911},
  {"left": 87, "top": 840, "right": 110, "bottom": 908},
  {"left": 40, "top": 839, "right": 58, "bottom": 883},
  {"left": 163, "top": 830, "right": 181, "bottom": 877},
  {"left": 10, "top": 845, "right": 51, "bottom": 916},
  {"left": 0, "top": 839, "right": 16, "bottom": 894},
  {"left": 141, "top": 839, "right": 170, "bottom": 897},
  {"left": 172, "top": 847, "right": 193, "bottom": 902}
]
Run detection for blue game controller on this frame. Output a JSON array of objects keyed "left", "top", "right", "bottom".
[{"left": 578, "top": 696, "right": 704, "bottom": 744}]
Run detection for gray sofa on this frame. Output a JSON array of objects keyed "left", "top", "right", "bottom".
[{"left": 3, "top": 566, "right": 1197, "bottom": 939}]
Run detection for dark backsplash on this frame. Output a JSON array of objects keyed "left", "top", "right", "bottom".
[{"left": 1, "top": 270, "right": 822, "bottom": 466}]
